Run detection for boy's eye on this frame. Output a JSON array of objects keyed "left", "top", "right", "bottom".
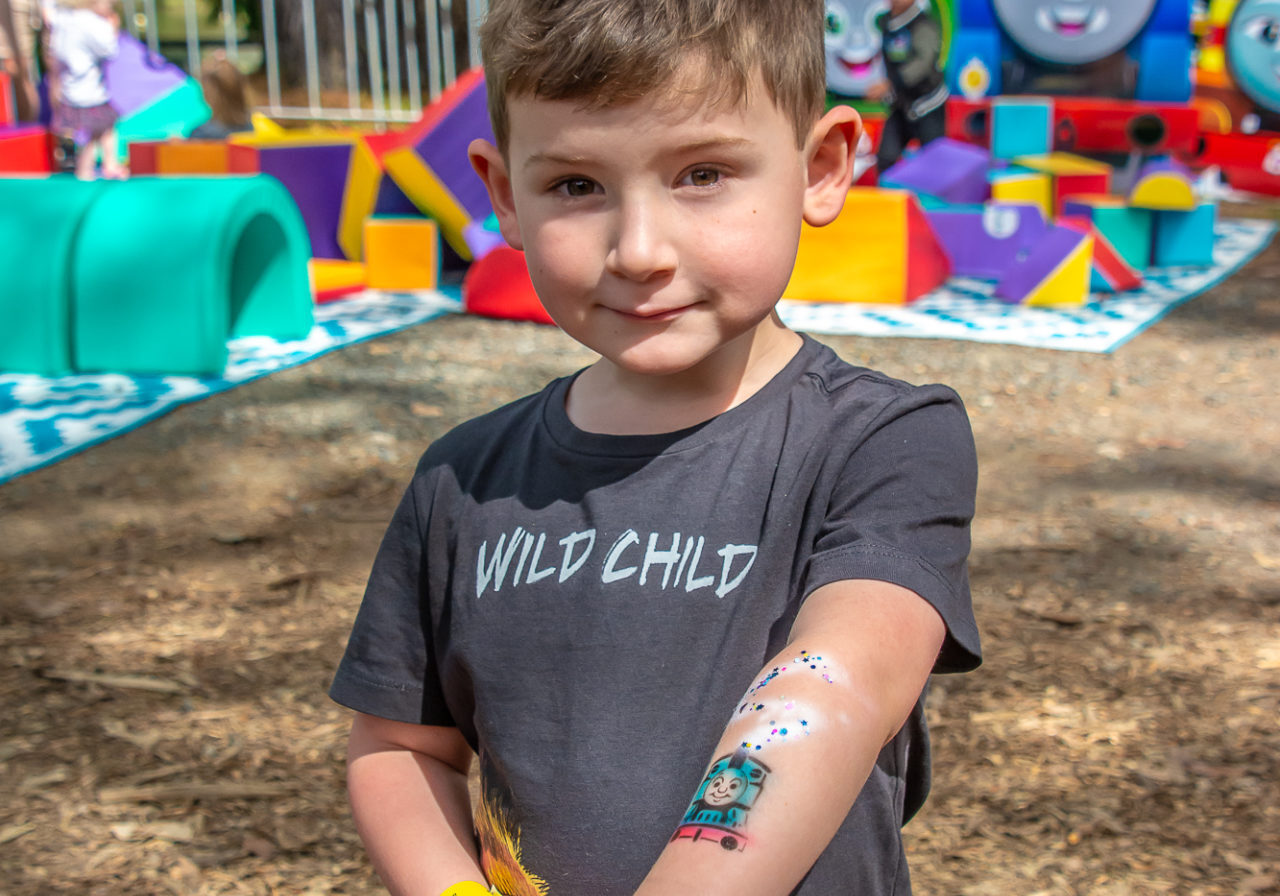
[
  {"left": 684, "top": 168, "right": 721, "bottom": 187},
  {"left": 556, "top": 178, "right": 598, "bottom": 197}
]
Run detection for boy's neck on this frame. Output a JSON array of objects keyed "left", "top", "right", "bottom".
[{"left": 564, "top": 317, "right": 802, "bottom": 436}]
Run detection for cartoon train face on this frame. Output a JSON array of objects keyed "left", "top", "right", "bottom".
[
  {"left": 671, "top": 750, "right": 771, "bottom": 853},
  {"left": 1226, "top": 0, "right": 1280, "bottom": 115},
  {"left": 992, "top": 0, "right": 1159, "bottom": 64},
  {"left": 824, "top": 0, "right": 890, "bottom": 96}
]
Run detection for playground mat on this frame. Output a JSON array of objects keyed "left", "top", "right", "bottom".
[
  {"left": 0, "top": 217, "right": 1272, "bottom": 485},
  {"left": 0, "top": 290, "right": 459, "bottom": 486},
  {"left": 780, "top": 216, "right": 1276, "bottom": 352}
]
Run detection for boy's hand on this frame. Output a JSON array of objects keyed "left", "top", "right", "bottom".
[{"left": 864, "top": 80, "right": 891, "bottom": 103}]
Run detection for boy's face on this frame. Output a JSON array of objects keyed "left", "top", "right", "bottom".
[{"left": 473, "top": 70, "right": 856, "bottom": 383}]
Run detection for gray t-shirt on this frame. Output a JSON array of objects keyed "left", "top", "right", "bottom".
[{"left": 331, "top": 335, "right": 980, "bottom": 895}]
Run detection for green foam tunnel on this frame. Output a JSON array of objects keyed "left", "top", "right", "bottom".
[
  {"left": 0, "top": 178, "right": 106, "bottom": 375},
  {"left": 0, "top": 174, "right": 313, "bottom": 376},
  {"left": 72, "top": 175, "right": 313, "bottom": 375}
]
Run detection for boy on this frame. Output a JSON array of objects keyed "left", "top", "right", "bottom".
[
  {"left": 330, "top": 1, "right": 980, "bottom": 894},
  {"left": 865, "top": 0, "right": 949, "bottom": 173}
]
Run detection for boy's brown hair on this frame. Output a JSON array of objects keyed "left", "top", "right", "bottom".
[{"left": 478, "top": 0, "right": 827, "bottom": 152}]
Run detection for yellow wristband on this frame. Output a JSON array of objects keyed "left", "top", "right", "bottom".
[{"left": 439, "top": 883, "right": 493, "bottom": 896}]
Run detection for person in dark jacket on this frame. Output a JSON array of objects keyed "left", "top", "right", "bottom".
[{"left": 866, "top": 0, "right": 948, "bottom": 173}]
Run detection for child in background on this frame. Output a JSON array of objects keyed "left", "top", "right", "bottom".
[
  {"left": 47, "top": 0, "right": 124, "bottom": 179},
  {"left": 866, "top": 0, "right": 949, "bottom": 173},
  {"left": 188, "top": 49, "right": 252, "bottom": 140},
  {"left": 330, "top": 1, "right": 980, "bottom": 894}
]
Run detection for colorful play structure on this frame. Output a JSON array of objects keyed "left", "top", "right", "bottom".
[{"left": 2, "top": 0, "right": 1280, "bottom": 375}]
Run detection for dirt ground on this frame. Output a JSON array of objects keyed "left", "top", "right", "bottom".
[{"left": 2, "top": 209, "right": 1277, "bottom": 895}]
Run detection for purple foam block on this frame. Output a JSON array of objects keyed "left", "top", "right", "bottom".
[
  {"left": 925, "top": 203, "right": 1048, "bottom": 280},
  {"left": 410, "top": 81, "right": 494, "bottom": 220},
  {"left": 993, "top": 224, "right": 1086, "bottom": 304},
  {"left": 881, "top": 137, "right": 991, "bottom": 204},
  {"left": 106, "top": 33, "right": 191, "bottom": 117},
  {"left": 256, "top": 143, "right": 353, "bottom": 259},
  {"left": 463, "top": 219, "right": 507, "bottom": 260},
  {"left": 374, "top": 173, "right": 423, "bottom": 217}
]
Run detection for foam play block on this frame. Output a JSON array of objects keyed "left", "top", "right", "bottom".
[
  {"left": 463, "top": 246, "right": 555, "bottom": 325},
  {"left": 0, "top": 178, "right": 104, "bottom": 374},
  {"left": 0, "top": 71, "right": 13, "bottom": 126},
  {"left": 1050, "top": 97, "right": 1200, "bottom": 156},
  {"left": 230, "top": 138, "right": 356, "bottom": 259},
  {"left": 108, "top": 35, "right": 211, "bottom": 147},
  {"left": 1152, "top": 203, "right": 1217, "bottom": 267},
  {"left": 363, "top": 217, "right": 440, "bottom": 290},
  {"left": 383, "top": 68, "right": 494, "bottom": 260},
  {"left": 925, "top": 202, "right": 1048, "bottom": 280},
  {"left": 128, "top": 138, "right": 233, "bottom": 174},
  {"left": 71, "top": 176, "right": 313, "bottom": 374},
  {"left": 1012, "top": 153, "right": 1112, "bottom": 216},
  {"left": 0, "top": 125, "right": 52, "bottom": 173},
  {"left": 989, "top": 167, "right": 1053, "bottom": 220},
  {"left": 946, "top": 97, "right": 990, "bottom": 147},
  {"left": 991, "top": 97, "right": 1053, "bottom": 160},
  {"left": 309, "top": 258, "right": 367, "bottom": 303},
  {"left": 1060, "top": 196, "right": 1154, "bottom": 271},
  {"left": 337, "top": 130, "right": 423, "bottom": 262},
  {"left": 785, "top": 188, "right": 951, "bottom": 305},
  {"left": 993, "top": 224, "right": 1093, "bottom": 306},
  {"left": 1196, "top": 132, "right": 1280, "bottom": 198},
  {"left": 464, "top": 215, "right": 506, "bottom": 261},
  {"left": 1058, "top": 215, "right": 1143, "bottom": 293},
  {"left": 1129, "top": 157, "right": 1196, "bottom": 211},
  {"left": 880, "top": 138, "right": 990, "bottom": 204}
]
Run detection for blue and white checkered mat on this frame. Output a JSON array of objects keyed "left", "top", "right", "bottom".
[
  {"left": 0, "top": 217, "right": 1273, "bottom": 485},
  {"left": 0, "top": 291, "right": 459, "bottom": 485},
  {"left": 780, "top": 217, "right": 1275, "bottom": 352}
]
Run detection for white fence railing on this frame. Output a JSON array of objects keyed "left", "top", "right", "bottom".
[{"left": 121, "top": 0, "right": 489, "bottom": 124}]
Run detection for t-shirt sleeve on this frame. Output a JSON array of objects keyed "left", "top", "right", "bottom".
[
  {"left": 804, "top": 384, "right": 980, "bottom": 673},
  {"left": 328, "top": 472, "right": 456, "bottom": 726},
  {"left": 84, "top": 15, "right": 118, "bottom": 60}
]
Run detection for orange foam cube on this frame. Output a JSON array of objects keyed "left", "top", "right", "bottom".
[{"left": 363, "top": 216, "right": 440, "bottom": 290}]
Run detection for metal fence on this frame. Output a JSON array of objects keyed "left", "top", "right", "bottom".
[{"left": 120, "top": 0, "right": 488, "bottom": 124}]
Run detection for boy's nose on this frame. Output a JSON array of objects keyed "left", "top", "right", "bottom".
[{"left": 605, "top": 197, "right": 677, "bottom": 282}]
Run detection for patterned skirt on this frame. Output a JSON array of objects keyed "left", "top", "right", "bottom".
[{"left": 52, "top": 102, "right": 119, "bottom": 146}]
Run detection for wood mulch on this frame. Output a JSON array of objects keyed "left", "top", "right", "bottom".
[{"left": 2, "top": 212, "right": 1277, "bottom": 894}]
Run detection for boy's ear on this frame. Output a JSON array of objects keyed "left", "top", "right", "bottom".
[
  {"left": 802, "top": 105, "right": 862, "bottom": 228},
  {"left": 468, "top": 138, "right": 524, "bottom": 251}
]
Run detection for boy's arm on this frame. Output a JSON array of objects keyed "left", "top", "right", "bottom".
[
  {"left": 346, "top": 712, "right": 487, "bottom": 896},
  {"left": 635, "top": 578, "right": 945, "bottom": 896}
]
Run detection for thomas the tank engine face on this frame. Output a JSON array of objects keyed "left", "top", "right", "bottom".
[
  {"left": 992, "top": 0, "right": 1159, "bottom": 65},
  {"left": 824, "top": 0, "right": 891, "bottom": 96},
  {"left": 1226, "top": 0, "right": 1280, "bottom": 115}
]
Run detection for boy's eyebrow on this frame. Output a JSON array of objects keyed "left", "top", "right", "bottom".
[{"left": 522, "top": 136, "right": 755, "bottom": 171}]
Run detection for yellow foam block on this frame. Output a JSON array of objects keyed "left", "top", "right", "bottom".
[
  {"left": 364, "top": 217, "right": 440, "bottom": 290},
  {"left": 1012, "top": 152, "right": 1112, "bottom": 177},
  {"left": 1129, "top": 174, "right": 1196, "bottom": 211},
  {"left": 788, "top": 189, "right": 906, "bottom": 303},
  {"left": 990, "top": 170, "right": 1053, "bottom": 220},
  {"left": 338, "top": 138, "right": 382, "bottom": 261},
  {"left": 309, "top": 258, "right": 367, "bottom": 297},
  {"left": 382, "top": 145, "right": 472, "bottom": 259},
  {"left": 786, "top": 187, "right": 949, "bottom": 304},
  {"left": 1026, "top": 235, "right": 1093, "bottom": 307},
  {"left": 155, "top": 140, "right": 231, "bottom": 174}
]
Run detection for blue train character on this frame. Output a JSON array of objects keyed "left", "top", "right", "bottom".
[
  {"left": 1225, "top": 0, "right": 1280, "bottom": 129},
  {"left": 947, "top": 0, "right": 1193, "bottom": 102},
  {"left": 671, "top": 749, "right": 771, "bottom": 852},
  {"left": 825, "top": 0, "right": 891, "bottom": 97}
]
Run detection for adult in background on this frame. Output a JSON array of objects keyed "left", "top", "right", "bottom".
[{"left": 0, "top": 0, "right": 41, "bottom": 121}]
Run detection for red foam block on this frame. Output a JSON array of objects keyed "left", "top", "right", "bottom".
[{"left": 462, "top": 246, "right": 556, "bottom": 326}]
